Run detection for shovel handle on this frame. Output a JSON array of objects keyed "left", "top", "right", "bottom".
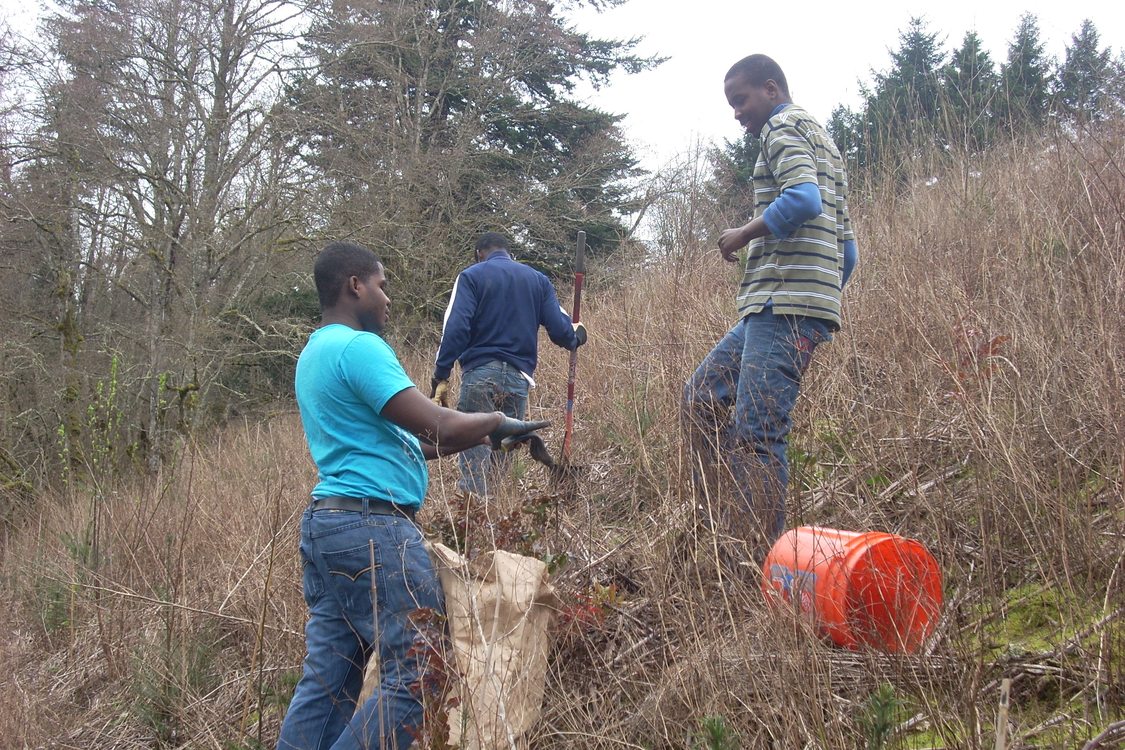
[
  {"left": 562, "top": 231, "right": 585, "bottom": 460},
  {"left": 571, "top": 232, "right": 585, "bottom": 324}
]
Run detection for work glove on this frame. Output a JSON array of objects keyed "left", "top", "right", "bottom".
[
  {"left": 489, "top": 415, "right": 550, "bottom": 451},
  {"left": 498, "top": 433, "right": 562, "bottom": 467},
  {"left": 430, "top": 377, "right": 450, "bottom": 407},
  {"left": 572, "top": 321, "right": 588, "bottom": 348},
  {"left": 520, "top": 433, "right": 557, "bottom": 468}
]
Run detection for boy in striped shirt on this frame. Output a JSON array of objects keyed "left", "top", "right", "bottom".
[{"left": 684, "top": 54, "right": 857, "bottom": 561}]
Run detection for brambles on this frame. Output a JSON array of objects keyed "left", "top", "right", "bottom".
[
  {"left": 557, "top": 583, "right": 627, "bottom": 641},
  {"left": 436, "top": 491, "right": 557, "bottom": 558},
  {"left": 0, "top": 117, "right": 1123, "bottom": 747},
  {"left": 405, "top": 607, "right": 458, "bottom": 750}
]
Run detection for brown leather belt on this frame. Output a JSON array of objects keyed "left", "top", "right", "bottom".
[{"left": 310, "top": 496, "right": 416, "bottom": 521}]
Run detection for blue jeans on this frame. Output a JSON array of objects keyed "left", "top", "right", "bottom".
[
  {"left": 278, "top": 505, "right": 444, "bottom": 750},
  {"left": 683, "top": 309, "right": 831, "bottom": 548},
  {"left": 456, "top": 360, "right": 529, "bottom": 496}
]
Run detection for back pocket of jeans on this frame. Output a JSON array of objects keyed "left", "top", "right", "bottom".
[
  {"left": 323, "top": 542, "right": 382, "bottom": 582},
  {"left": 327, "top": 542, "right": 392, "bottom": 616}
]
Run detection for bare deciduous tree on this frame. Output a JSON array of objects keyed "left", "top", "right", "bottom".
[{"left": 1, "top": 0, "right": 308, "bottom": 478}]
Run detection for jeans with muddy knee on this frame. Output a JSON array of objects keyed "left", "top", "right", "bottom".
[{"left": 683, "top": 309, "right": 831, "bottom": 557}]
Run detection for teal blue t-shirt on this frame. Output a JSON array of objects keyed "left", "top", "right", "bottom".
[{"left": 295, "top": 324, "right": 427, "bottom": 507}]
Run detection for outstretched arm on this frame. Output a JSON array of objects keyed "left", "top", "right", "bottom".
[
  {"left": 383, "top": 388, "right": 550, "bottom": 460},
  {"left": 382, "top": 387, "right": 500, "bottom": 457}
]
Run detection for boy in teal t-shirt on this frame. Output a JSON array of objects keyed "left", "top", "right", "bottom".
[
  {"left": 279, "top": 242, "right": 548, "bottom": 750},
  {"left": 296, "top": 324, "right": 428, "bottom": 507}
]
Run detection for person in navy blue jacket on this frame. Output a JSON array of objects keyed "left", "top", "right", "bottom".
[{"left": 431, "top": 232, "right": 587, "bottom": 495}]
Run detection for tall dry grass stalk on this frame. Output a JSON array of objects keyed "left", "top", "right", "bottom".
[{"left": 1, "top": 123, "right": 1123, "bottom": 748}]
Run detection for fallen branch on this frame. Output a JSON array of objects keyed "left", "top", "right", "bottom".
[
  {"left": 1083, "top": 720, "right": 1125, "bottom": 750},
  {"left": 43, "top": 574, "right": 302, "bottom": 637}
]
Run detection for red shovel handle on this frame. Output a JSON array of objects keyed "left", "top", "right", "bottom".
[
  {"left": 562, "top": 231, "right": 585, "bottom": 460},
  {"left": 571, "top": 232, "right": 585, "bottom": 322}
]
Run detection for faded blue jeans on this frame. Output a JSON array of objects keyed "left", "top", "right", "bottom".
[
  {"left": 278, "top": 505, "right": 444, "bottom": 750},
  {"left": 456, "top": 360, "right": 529, "bottom": 496},
  {"left": 683, "top": 309, "right": 832, "bottom": 550}
]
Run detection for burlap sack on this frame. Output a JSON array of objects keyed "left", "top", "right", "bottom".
[{"left": 358, "top": 541, "right": 559, "bottom": 749}]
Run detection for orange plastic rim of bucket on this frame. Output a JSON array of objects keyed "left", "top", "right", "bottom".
[
  {"left": 837, "top": 534, "right": 943, "bottom": 653},
  {"left": 762, "top": 527, "right": 943, "bottom": 653}
]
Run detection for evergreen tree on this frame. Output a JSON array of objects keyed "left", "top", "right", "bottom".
[
  {"left": 283, "top": 0, "right": 660, "bottom": 316},
  {"left": 827, "top": 104, "right": 864, "bottom": 173},
  {"left": 942, "top": 30, "right": 999, "bottom": 151},
  {"left": 860, "top": 17, "right": 946, "bottom": 173},
  {"left": 1109, "top": 52, "right": 1125, "bottom": 118},
  {"left": 998, "top": 13, "right": 1052, "bottom": 135},
  {"left": 1056, "top": 19, "right": 1113, "bottom": 123},
  {"left": 705, "top": 131, "right": 760, "bottom": 227}
]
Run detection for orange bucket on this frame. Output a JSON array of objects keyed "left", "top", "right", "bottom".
[{"left": 761, "top": 526, "right": 943, "bottom": 653}]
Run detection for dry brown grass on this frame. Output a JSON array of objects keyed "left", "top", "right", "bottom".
[{"left": 1, "top": 123, "right": 1123, "bottom": 749}]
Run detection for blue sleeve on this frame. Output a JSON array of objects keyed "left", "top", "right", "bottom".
[
  {"left": 842, "top": 239, "right": 858, "bottom": 286},
  {"left": 340, "top": 334, "right": 415, "bottom": 413},
  {"left": 762, "top": 182, "right": 822, "bottom": 239},
  {"left": 540, "top": 276, "right": 578, "bottom": 350},
  {"left": 434, "top": 274, "right": 476, "bottom": 380}
]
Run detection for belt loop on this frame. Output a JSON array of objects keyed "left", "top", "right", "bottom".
[{"left": 362, "top": 497, "right": 370, "bottom": 517}]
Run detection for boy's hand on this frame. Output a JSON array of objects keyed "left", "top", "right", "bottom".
[
  {"left": 719, "top": 217, "right": 768, "bottom": 262},
  {"left": 430, "top": 378, "right": 450, "bottom": 407},
  {"left": 573, "top": 322, "right": 588, "bottom": 348},
  {"left": 718, "top": 227, "right": 748, "bottom": 262},
  {"left": 489, "top": 415, "right": 550, "bottom": 450}
]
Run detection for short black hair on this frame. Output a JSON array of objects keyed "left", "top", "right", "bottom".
[
  {"left": 475, "top": 232, "right": 508, "bottom": 254},
  {"left": 725, "top": 54, "right": 790, "bottom": 96},
  {"left": 313, "top": 241, "right": 381, "bottom": 309}
]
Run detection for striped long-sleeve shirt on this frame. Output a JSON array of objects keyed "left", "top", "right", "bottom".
[{"left": 739, "top": 104, "right": 854, "bottom": 329}]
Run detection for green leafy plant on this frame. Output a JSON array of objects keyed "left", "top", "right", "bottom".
[
  {"left": 859, "top": 683, "right": 905, "bottom": 750},
  {"left": 693, "top": 715, "right": 738, "bottom": 750},
  {"left": 131, "top": 627, "right": 223, "bottom": 746}
]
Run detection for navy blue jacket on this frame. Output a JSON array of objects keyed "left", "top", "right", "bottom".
[{"left": 433, "top": 251, "right": 578, "bottom": 380}]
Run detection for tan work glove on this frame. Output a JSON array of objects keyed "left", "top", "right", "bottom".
[{"left": 429, "top": 378, "right": 450, "bottom": 407}]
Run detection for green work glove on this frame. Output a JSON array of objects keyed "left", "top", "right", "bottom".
[
  {"left": 573, "top": 321, "right": 588, "bottom": 348},
  {"left": 489, "top": 415, "right": 550, "bottom": 451},
  {"left": 430, "top": 377, "right": 450, "bottom": 407}
]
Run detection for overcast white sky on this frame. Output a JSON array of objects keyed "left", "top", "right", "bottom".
[
  {"left": 3, "top": 0, "right": 1122, "bottom": 172},
  {"left": 565, "top": 0, "right": 1125, "bottom": 171}
]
